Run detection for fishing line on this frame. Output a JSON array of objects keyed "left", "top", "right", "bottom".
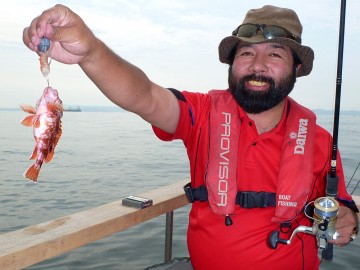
[
  {"left": 350, "top": 176, "right": 360, "bottom": 195},
  {"left": 346, "top": 161, "right": 360, "bottom": 188}
]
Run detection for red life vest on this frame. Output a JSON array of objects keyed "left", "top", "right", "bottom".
[{"left": 205, "top": 90, "right": 316, "bottom": 222}]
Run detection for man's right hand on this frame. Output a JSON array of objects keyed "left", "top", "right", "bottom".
[
  {"left": 23, "top": 4, "right": 97, "bottom": 66},
  {"left": 22, "top": 4, "right": 180, "bottom": 134}
]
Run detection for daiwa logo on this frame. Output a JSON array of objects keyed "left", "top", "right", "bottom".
[
  {"left": 294, "top": 119, "right": 308, "bottom": 155},
  {"left": 217, "top": 112, "right": 231, "bottom": 207}
]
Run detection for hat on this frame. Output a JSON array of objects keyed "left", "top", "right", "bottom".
[{"left": 218, "top": 5, "right": 314, "bottom": 77}]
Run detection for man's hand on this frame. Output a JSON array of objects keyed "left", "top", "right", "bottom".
[
  {"left": 329, "top": 206, "right": 358, "bottom": 246},
  {"left": 23, "top": 4, "right": 97, "bottom": 65}
]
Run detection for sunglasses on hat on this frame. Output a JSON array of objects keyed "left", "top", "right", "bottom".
[{"left": 232, "top": 23, "right": 302, "bottom": 44}]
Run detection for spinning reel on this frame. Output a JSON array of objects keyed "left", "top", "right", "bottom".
[{"left": 269, "top": 197, "right": 339, "bottom": 250}]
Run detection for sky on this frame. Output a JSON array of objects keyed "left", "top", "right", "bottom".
[{"left": 1, "top": 0, "right": 359, "bottom": 110}]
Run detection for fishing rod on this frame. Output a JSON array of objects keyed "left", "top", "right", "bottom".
[
  {"left": 322, "top": 0, "right": 347, "bottom": 261},
  {"left": 267, "top": 0, "right": 349, "bottom": 260}
]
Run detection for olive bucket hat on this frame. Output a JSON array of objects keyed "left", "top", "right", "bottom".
[{"left": 218, "top": 5, "right": 314, "bottom": 77}]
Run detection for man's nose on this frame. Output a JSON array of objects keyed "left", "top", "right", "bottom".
[{"left": 248, "top": 54, "right": 269, "bottom": 73}]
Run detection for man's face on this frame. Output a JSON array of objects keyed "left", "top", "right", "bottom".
[{"left": 229, "top": 42, "right": 298, "bottom": 114}]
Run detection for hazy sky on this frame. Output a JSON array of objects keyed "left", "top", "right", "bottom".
[{"left": 1, "top": 0, "right": 359, "bottom": 110}]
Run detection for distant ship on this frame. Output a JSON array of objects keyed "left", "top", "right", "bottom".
[{"left": 64, "top": 106, "right": 81, "bottom": 112}]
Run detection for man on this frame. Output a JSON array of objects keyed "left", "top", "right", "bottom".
[{"left": 23, "top": 4, "right": 358, "bottom": 270}]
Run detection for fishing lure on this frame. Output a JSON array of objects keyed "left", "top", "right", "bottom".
[{"left": 38, "top": 37, "right": 51, "bottom": 82}]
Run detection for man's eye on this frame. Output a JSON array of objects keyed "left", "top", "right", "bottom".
[
  {"left": 240, "top": 51, "right": 253, "bottom": 56},
  {"left": 270, "top": 53, "right": 282, "bottom": 58}
]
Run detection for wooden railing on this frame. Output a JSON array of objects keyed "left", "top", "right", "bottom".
[
  {"left": 0, "top": 179, "right": 189, "bottom": 270},
  {"left": 0, "top": 179, "right": 359, "bottom": 270}
]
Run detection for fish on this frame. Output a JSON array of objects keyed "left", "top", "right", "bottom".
[{"left": 20, "top": 87, "right": 63, "bottom": 182}]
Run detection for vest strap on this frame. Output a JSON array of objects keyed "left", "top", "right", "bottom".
[{"left": 184, "top": 183, "right": 276, "bottom": 208}]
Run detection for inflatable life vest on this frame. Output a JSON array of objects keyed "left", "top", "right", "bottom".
[{"left": 204, "top": 90, "right": 316, "bottom": 223}]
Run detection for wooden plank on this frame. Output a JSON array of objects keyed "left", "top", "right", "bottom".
[{"left": 0, "top": 179, "right": 190, "bottom": 270}]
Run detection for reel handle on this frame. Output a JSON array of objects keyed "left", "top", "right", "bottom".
[
  {"left": 269, "top": 226, "right": 314, "bottom": 249},
  {"left": 269, "top": 231, "right": 289, "bottom": 249}
]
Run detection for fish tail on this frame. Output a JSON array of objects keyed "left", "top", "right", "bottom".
[{"left": 23, "top": 164, "right": 42, "bottom": 183}]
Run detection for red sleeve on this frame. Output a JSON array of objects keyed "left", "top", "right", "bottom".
[{"left": 152, "top": 95, "right": 194, "bottom": 142}]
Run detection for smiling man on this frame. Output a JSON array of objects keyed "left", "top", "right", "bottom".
[
  {"left": 23, "top": 4, "right": 358, "bottom": 270},
  {"left": 230, "top": 43, "right": 297, "bottom": 113}
]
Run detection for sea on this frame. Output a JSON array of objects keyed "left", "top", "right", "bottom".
[{"left": 1, "top": 108, "right": 359, "bottom": 270}]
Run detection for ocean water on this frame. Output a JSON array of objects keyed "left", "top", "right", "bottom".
[{"left": 0, "top": 110, "right": 359, "bottom": 270}]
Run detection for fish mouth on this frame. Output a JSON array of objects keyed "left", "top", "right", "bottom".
[{"left": 43, "top": 87, "right": 59, "bottom": 100}]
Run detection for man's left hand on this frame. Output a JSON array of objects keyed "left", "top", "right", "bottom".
[{"left": 328, "top": 206, "right": 358, "bottom": 246}]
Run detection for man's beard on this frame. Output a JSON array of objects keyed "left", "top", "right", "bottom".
[{"left": 228, "top": 66, "right": 297, "bottom": 114}]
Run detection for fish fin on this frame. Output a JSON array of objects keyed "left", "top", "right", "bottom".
[
  {"left": 45, "top": 125, "right": 62, "bottom": 163},
  {"left": 56, "top": 124, "right": 63, "bottom": 142},
  {"left": 47, "top": 102, "right": 63, "bottom": 113},
  {"left": 45, "top": 149, "right": 54, "bottom": 163},
  {"left": 19, "top": 104, "right": 36, "bottom": 114},
  {"left": 21, "top": 115, "right": 35, "bottom": 127},
  {"left": 19, "top": 104, "right": 36, "bottom": 126},
  {"left": 33, "top": 115, "right": 41, "bottom": 128},
  {"left": 29, "top": 147, "right": 38, "bottom": 160},
  {"left": 23, "top": 164, "right": 41, "bottom": 182},
  {"left": 53, "top": 124, "right": 63, "bottom": 150}
]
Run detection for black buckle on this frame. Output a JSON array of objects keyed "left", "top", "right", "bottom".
[
  {"left": 184, "top": 183, "right": 208, "bottom": 203},
  {"left": 237, "top": 192, "right": 275, "bottom": 208},
  {"left": 280, "top": 222, "right": 292, "bottom": 233},
  {"left": 184, "top": 183, "right": 194, "bottom": 203},
  {"left": 238, "top": 192, "right": 264, "bottom": 208}
]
